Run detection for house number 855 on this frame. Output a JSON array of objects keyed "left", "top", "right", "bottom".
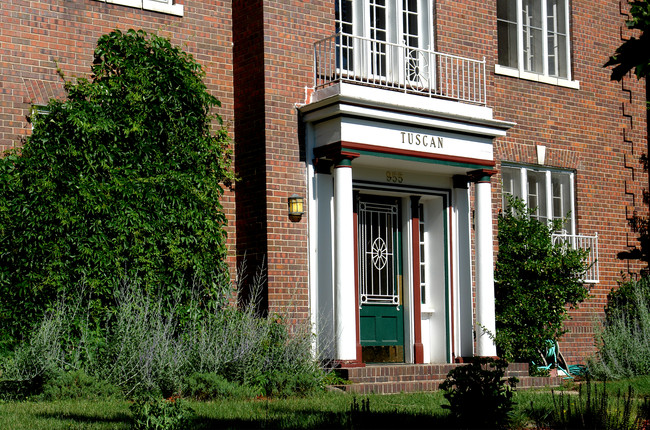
[{"left": 386, "top": 171, "right": 403, "bottom": 183}]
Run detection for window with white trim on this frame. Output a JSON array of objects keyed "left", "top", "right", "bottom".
[
  {"left": 501, "top": 165, "right": 575, "bottom": 234},
  {"left": 335, "top": 0, "right": 434, "bottom": 86},
  {"left": 94, "top": 0, "right": 183, "bottom": 17},
  {"left": 418, "top": 204, "right": 426, "bottom": 305},
  {"left": 497, "top": 0, "right": 571, "bottom": 81}
]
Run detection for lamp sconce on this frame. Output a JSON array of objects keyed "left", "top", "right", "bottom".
[{"left": 288, "top": 194, "right": 305, "bottom": 222}]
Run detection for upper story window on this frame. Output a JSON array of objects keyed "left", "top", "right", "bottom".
[
  {"left": 334, "top": 0, "right": 434, "bottom": 87},
  {"left": 317, "top": 1, "right": 486, "bottom": 103},
  {"left": 94, "top": 0, "right": 183, "bottom": 17},
  {"left": 501, "top": 165, "right": 575, "bottom": 234},
  {"left": 496, "top": 0, "right": 578, "bottom": 88}
]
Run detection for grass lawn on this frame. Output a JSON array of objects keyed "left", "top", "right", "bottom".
[{"left": 2, "top": 377, "right": 650, "bottom": 429}]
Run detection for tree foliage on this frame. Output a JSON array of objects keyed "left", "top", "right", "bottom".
[
  {"left": 605, "top": 0, "right": 650, "bottom": 81},
  {"left": 0, "top": 29, "right": 233, "bottom": 349},
  {"left": 494, "top": 197, "right": 590, "bottom": 362}
]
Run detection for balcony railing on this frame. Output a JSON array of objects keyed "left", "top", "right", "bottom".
[
  {"left": 551, "top": 232, "right": 599, "bottom": 283},
  {"left": 314, "top": 33, "right": 487, "bottom": 106}
]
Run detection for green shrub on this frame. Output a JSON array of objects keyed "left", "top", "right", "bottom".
[
  {"left": 130, "top": 396, "right": 195, "bottom": 430},
  {"left": 440, "top": 357, "right": 518, "bottom": 429},
  {"left": 531, "top": 379, "right": 644, "bottom": 430},
  {"left": 0, "top": 28, "right": 233, "bottom": 350},
  {"left": 605, "top": 276, "right": 650, "bottom": 325},
  {"left": 589, "top": 277, "right": 650, "bottom": 379},
  {"left": 495, "top": 196, "right": 590, "bottom": 362},
  {"left": 39, "top": 369, "right": 122, "bottom": 401},
  {"left": 1, "top": 272, "right": 324, "bottom": 399},
  {"left": 182, "top": 372, "right": 259, "bottom": 400}
]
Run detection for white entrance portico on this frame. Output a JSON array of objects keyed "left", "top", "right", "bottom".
[{"left": 302, "top": 83, "right": 513, "bottom": 365}]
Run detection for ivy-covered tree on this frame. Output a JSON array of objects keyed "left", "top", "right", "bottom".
[
  {"left": 605, "top": 0, "right": 650, "bottom": 81},
  {"left": 494, "top": 197, "right": 590, "bottom": 362},
  {"left": 0, "top": 29, "right": 233, "bottom": 349}
]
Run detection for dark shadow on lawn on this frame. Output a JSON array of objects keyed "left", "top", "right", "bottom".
[
  {"left": 191, "top": 410, "right": 457, "bottom": 430},
  {"left": 35, "top": 411, "right": 131, "bottom": 427}
]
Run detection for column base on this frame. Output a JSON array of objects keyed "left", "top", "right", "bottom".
[
  {"left": 414, "top": 342, "right": 424, "bottom": 363},
  {"left": 333, "top": 359, "right": 366, "bottom": 368}
]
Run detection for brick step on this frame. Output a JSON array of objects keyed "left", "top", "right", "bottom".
[
  {"left": 338, "top": 363, "right": 531, "bottom": 384},
  {"left": 331, "top": 379, "right": 445, "bottom": 394},
  {"left": 330, "top": 375, "right": 566, "bottom": 395}
]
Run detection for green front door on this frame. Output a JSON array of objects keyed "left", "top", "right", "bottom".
[{"left": 358, "top": 196, "right": 404, "bottom": 363}]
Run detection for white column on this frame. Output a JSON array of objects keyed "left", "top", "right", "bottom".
[
  {"left": 452, "top": 176, "right": 474, "bottom": 358},
  {"left": 473, "top": 172, "right": 497, "bottom": 357},
  {"left": 333, "top": 158, "right": 357, "bottom": 361}
]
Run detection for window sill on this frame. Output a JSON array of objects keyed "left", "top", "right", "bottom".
[
  {"left": 495, "top": 65, "right": 580, "bottom": 89},
  {"left": 95, "top": 0, "right": 183, "bottom": 17}
]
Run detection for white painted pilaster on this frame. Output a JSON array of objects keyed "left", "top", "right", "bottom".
[
  {"left": 333, "top": 159, "right": 357, "bottom": 361},
  {"left": 473, "top": 173, "right": 497, "bottom": 357}
]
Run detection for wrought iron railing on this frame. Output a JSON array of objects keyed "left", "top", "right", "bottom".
[
  {"left": 551, "top": 232, "right": 599, "bottom": 283},
  {"left": 314, "top": 33, "right": 487, "bottom": 105}
]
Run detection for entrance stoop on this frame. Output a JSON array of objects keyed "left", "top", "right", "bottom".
[{"left": 329, "top": 363, "right": 566, "bottom": 394}]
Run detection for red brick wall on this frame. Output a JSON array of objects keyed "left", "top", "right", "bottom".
[
  {"left": 3, "top": 0, "right": 647, "bottom": 364},
  {"left": 437, "top": 0, "right": 648, "bottom": 363},
  {"left": 259, "top": 0, "right": 331, "bottom": 322},
  {"left": 0, "top": 0, "right": 237, "bottom": 275},
  {"left": 233, "top": 0, "right": 268, "bottom": 307}
]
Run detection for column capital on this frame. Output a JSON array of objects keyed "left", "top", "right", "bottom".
[
  {"left": 468, "top": 169, "right": 498, "bottom": 183},
  {"left": 452, "top": 175, "right": 471, "bottom": 189},
  {"left": 334, "top": 153, "right": 358, "bottom": 168},
  {"left": 313, "top": 142, "right": 360, "bottom": 168}
]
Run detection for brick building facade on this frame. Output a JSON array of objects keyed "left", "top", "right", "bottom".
[{"left": 1, "top": 0, "right": 647, "bottom": 366}]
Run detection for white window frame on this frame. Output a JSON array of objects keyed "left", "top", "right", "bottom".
[
  {"left": 335, "top": 0, "right": 434, "bottom": 85},
  {"left": 94, "top": 0, "right": 183, "bottom": 17},
  {"left": 502, "top": 164, "right": 576, "bottom": 234},
  {"left": 496, "top": 0, "right": 579, "bottom": 89}
]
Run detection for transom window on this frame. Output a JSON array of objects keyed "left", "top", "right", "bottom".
[
  {"left": 497, "top": 0, "right": 571, "bottom": 81},
  {"left": 94, "top": 0, "right": 183, "bottom": 16},
  {"left": 502, "top": 165, "right": 575, "bottom": 234}
]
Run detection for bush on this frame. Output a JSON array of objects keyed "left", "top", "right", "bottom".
[
  {"left": 131, "top": 396, "right": 195, "bottom": 430},
  {"left": 440, "top": 357, "right": 518, "bottom": 429},
  {"left": 182, "top": 372, "right": 260, "bottom": 400},
  {"left": 39, "top": 369, "right": 122, "bottom": 401},
  {"left": 530, "top": 379, "right": 645, "bottom": 430},
  {"left": 495, "top": 196, "right": 590, "bottom": 362},
  {"left": 0, "top": 273, "right": 324, "bottom": 399},
  {"left": 0, "top": 28, "right": 233, "bottom": 349},
  {"left": 589, "top": 277, "right": 650, "bottom": 379}
]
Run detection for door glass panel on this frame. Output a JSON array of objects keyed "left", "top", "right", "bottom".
[{"left": 359, "top": 199, "right": 400, "bottom": 307}]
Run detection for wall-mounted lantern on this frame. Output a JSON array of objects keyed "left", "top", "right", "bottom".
[{"left": 288, "top": 194, "right": 305, "bottom": 221}]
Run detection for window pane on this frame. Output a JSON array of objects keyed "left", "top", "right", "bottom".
[
  {"left": 498, "top": 0, "right": 517, "bottom": 21},
  {"left": 498, "top": 20, "right": 519, "bottom": 68},
  {"left": 497, "top": 0, "right": 518, "bottom": 68},
  {"left": 552, "top": 172, "right": 573, "bottom": 233},
  {"left": 502, "top": 166, "right": 522, "bottom": 208},
  {"left": 527, "top": 170, "right": 547, "bottom": 223},
  {"left": 335, "top": 0, "right": 354, "bottom": 71},
  {"left": 418, "top": 204, "right": 426, "bottom": 305},
  {"left": 546, "top": 0, "right": 568, "bottom": 77},
  {"left": 370, "top": 0, "right": 387, "bottom": 76},
  {"left": 522, "top": 0, "right": 543, "bottom": 73}
]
